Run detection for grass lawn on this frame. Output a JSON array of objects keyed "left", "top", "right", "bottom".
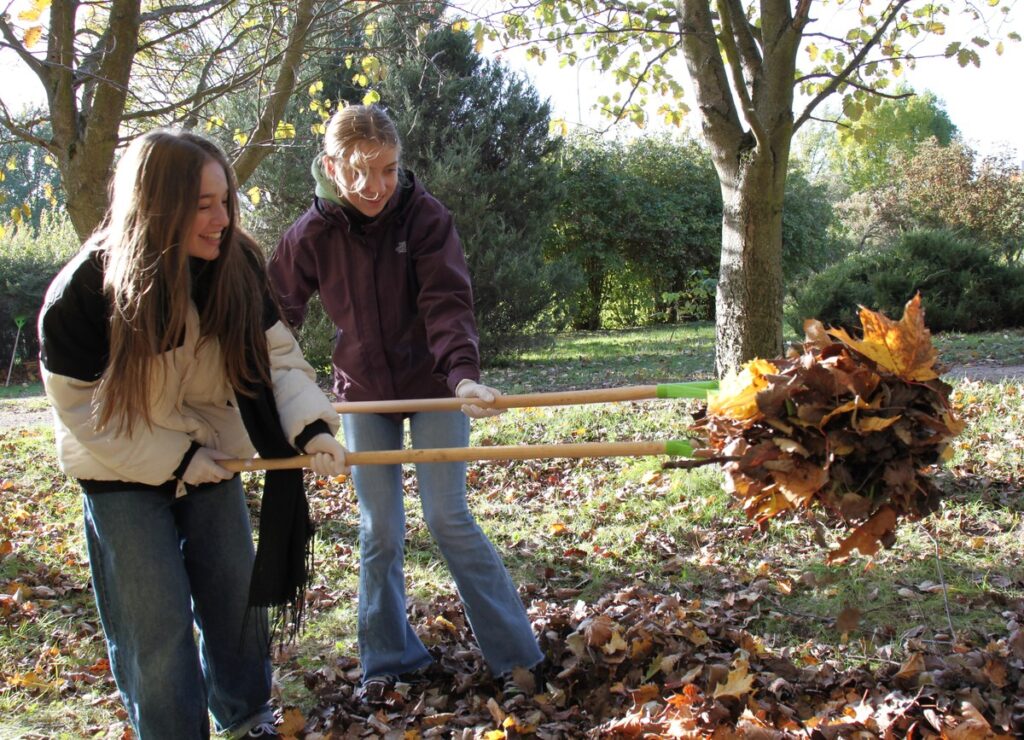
[{"left": 1, "top": 324, "right": 1022, "bottom": 737}]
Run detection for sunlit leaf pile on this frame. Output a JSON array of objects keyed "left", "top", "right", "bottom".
[{"left": 692, "top": 295, "right": 964, "bottom": 562}]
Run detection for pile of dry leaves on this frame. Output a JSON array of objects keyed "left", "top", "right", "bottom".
[
  {"left": 283, "top": 584, "right": 1023, "bottom": 738},
  {"left": 691, "top": 295, "right": 964, "bottom": 562}
]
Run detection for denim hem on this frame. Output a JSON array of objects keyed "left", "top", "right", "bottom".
[
  {"left": 360, "top": 651, "right": 436, "bottom": 685},
  {"left": 224, "top": 706, "right": 277, "bottom": 739}
]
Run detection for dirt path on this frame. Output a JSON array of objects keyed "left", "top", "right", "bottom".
[
  {"left": 942, "top": 363, "right": 1024, "bottom": 383},
  {"left": 0, "top": 394, "right": 51, "bottom": 430},
  {"left": 3, "top": 364, "right": 1022, "bottom": 432}
]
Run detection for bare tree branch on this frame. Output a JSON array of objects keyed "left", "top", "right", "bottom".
[{"left": 234, "top": 0, "right": 317, "bottom": 183}]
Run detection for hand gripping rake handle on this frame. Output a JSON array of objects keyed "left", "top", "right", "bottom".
[
  {"left": 221, "top": 439, "right": 696, "bottom": 473},
  {"left": 332, "top": 380, "right": 718, "bottom": 415}
]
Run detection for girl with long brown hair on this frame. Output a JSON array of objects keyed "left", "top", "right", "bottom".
[{"left": 39, "top": 129, "right": 348, "bottom": 739}]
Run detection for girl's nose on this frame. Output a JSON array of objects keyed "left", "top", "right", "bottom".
[{"left": 365, "top": 174, "right": 384, "bottom": 197}]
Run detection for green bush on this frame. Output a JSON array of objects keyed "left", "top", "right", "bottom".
[
  {"left": 549, "top": 134, "right": 721, "bottom": 331},
  {"left": 786, "top": 229, "right": 1024, "bottom": 333},
  {"left": 295, "top": 295, "right": 336, "bottom": 380},
  {"left": 0, "top": 211, "right": 80, "bottom": 365}
]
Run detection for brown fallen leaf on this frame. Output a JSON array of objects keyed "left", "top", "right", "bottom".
[{"left": 835, "top": 606, "right": 861, "bottom": 634}]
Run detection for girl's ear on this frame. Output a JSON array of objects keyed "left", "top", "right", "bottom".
[{"left": 322, "top": 154, "right": 336, "bottom": 178}]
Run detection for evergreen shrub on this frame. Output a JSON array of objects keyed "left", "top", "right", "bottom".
[{"left": 786, "top": 229, "right": 1024, "bottom": 333}]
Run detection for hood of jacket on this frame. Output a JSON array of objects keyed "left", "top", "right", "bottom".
[{"left": 311, "top": 154, "right": 345, "bottom": 206}]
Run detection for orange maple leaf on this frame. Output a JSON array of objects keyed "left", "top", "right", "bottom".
[
  {"left": 827, "top": 294, "right": 939, "bottom": 382},
  {"left": 277, "top": 707, "right": 306, "bottom": 737}
]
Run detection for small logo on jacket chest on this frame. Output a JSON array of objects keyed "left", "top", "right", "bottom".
[{"left": 395, "top": 241, "right": 407, "bottom": 254}]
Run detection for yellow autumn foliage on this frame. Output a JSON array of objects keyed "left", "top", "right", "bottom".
[{"left": 706, "top": 358, "right": 778, "bottom": 421}]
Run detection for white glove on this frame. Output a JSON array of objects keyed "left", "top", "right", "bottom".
[
  {"left": 182, "top": 447, "right": 233, "bottom": 486},
  {"left": 455, "top": 379, "right": 504, "bottom": 419},
  {"left": 304, "top": 433, "right": 350, "bottom": 477}
]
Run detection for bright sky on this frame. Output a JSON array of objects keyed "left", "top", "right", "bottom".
[
  {"left": 492, "top": 5, "right": 1024, "bottom": 160},
  {"left": 2, "top": 3, "right": 1021, "bottom": 159}
]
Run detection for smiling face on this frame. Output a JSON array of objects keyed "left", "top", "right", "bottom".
[
  {"left": 185, "top": 158, "right": 231, "bottom": 261},
  {"left": 325, "top": 141, "right": 399, "bottom": 218}
]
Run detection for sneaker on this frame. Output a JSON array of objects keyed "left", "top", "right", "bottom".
[
  {"left": 499, "top": 663, "right": 543, "bottom": 698},
  {"left": 244, "top": 722, "right": 281, "bottom": 739},
  {"left": 356, "top": 674, "right": 399, "bottom": 709}
]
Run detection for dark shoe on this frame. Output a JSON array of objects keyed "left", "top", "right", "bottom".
[
  {"left": 500, "top": 663, "right": 544, "bottom": 698},
  {"left": 356, "top": 674, "right": 399, "bottom": 709},
  {"left": 244, "top": 722, "right": 281, "bottom": 738}
]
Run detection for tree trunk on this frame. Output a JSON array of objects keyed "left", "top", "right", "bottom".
[
  {"left": 576, "top": 258, "right": 605, "bottom": 331},
  {"left": 46, "top": 0, "right": 141, "bottom": 240},
  {"left": 61, "top": 152, "right": 117, "bottom": 241},
  {"left": 714, "top": 155, "right": 786, "bottom": 376},
  {"left": 676, "top": 0, "right": 800, "bottom": 375}
]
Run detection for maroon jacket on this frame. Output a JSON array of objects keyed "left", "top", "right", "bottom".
[{"left": 268, "top": 171, "right": 481, "bottom": 402}]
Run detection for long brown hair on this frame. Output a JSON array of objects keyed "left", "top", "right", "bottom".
[{"left": 96, "top": 129, "right": 270, "bottom": 433}]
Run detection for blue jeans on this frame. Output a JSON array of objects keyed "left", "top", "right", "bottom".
[
  {"left": 83, "top": 478, "right": 274, "bottom": 739},
  {"left": 343, "top": 411, "right": 543, "bottom": 680}
]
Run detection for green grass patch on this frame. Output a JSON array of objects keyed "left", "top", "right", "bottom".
[
  {"left": 486, "top": 323, "right": 717, "bottom": 393},
  {"left": 0, "top": 382, "right": 44, "bottom": 400},
  {"left": 934, "top": 328, "right": 1024, "bottom": 366}
]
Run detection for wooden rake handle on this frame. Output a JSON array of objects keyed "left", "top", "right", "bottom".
[
  {"left": 221, "top": 439, "right": 695, "bottom": 472},
  {"left": 332, "top": 381, "right": 717, "bottom": 415}
]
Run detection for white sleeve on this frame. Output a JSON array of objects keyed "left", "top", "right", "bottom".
[{"left": 266, "top": 320, "right": 340, "bottom": 445}]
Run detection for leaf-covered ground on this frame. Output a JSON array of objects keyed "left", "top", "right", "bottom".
[{"left": 1, "top": 325, "right": 1023, "bottom": 738}]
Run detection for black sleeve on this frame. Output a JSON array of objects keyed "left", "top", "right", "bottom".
[
  {"left": 38, "top": 248, "right": 111, "bottom": 381},
  {"left": 296, "top": 419, "right": 332, "bottom": 452}
]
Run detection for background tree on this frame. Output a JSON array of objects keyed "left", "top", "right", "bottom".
[
  {"left": 0, "top": 0, "right": 384, "bottom": 239},
  {"left": 548, "top": 133, "right": 721, "bottom": 330},
  {"left": 550, "top": 132, "right": 840, "bottom": 330},
  {"left": 871, "top": 139, "right": 1024, "bottom": 262},
  {"left": 780, "top": 165, "right": 846, "bottom": 280},
  {"left": 830, "top": 86, "right": 958, "bottom": 192},
  {"left": 0, "top": 112, "right": 63, "bottom": 233},
  {"left": 376, "top": 19, "right": 577, "bottom": 358},
  {"left": 482, "top": 0, "right": 1018, "bottom": 374}
]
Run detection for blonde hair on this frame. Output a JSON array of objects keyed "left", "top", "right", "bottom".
[
  {"left": 97, "top": 129, "right": 271, "bottom": 434},
  {"left": 323, "top": 104, "right": 402, "bottom": 197}
]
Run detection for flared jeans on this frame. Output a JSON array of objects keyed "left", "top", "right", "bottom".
[{"left": 343, "top": 411, "right": 543, "bottom": 680}]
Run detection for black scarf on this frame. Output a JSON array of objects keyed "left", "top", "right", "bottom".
[
  {"left": 193, "top": 256, "right": 313, "bottom": 642},
  {"left": 234, "top": 383, "right": 313, "bottom": 643}
]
